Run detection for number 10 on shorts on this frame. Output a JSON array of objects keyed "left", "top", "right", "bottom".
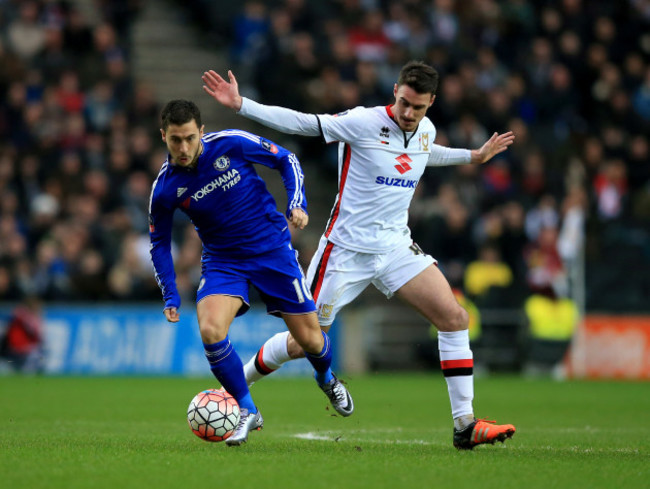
[{"left": 292, "top": 277, "right": 313, "bottom": 303}]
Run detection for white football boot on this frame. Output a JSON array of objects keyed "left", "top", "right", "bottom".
[
  {"left": 225, "top": 408, "right": 263, "bottom": 446},
  {"left": 319, "top": 374, "right": 354, "bottom": 417}
]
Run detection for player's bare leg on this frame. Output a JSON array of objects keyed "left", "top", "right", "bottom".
[{"left": 397, "top": 265, "right": 515, "bottom": 447}]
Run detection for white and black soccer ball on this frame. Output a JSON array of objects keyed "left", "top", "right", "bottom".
[{"left": 187, "top": 388, "right": 240, "bottom": 442}]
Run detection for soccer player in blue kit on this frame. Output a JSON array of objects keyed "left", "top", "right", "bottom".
[{"left": 148, "top": 100, "right": 353, "bottom": 446}]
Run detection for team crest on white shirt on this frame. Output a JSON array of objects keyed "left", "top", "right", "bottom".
[
  {"left": 213, "top": 155, "right": 230, "bottom": 171},
  {"left": 420, "top": 133, "right": 429, "bottom": 151},
  {"left": 319, "top": 303, "right": 333, "bottom": 319}
]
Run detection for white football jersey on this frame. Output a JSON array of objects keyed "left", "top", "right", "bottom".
[
  {"left": 239, "top": 99, "right": 471, "bottom": 253},
  {"left": 317, "top": 105, "right": 469, "bottom": 253}
]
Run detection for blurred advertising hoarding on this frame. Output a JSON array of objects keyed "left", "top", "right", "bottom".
[
  {"left": 567, "top": 315, "right": 650, "bottom": 379},
  {"left": 38, "top": 305, "right": 338, "bottom": 376}
]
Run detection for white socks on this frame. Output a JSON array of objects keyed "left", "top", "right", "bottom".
[
  {"left": 243, "top": 331, "right": 292, "bottom": 386},
  {"left": 438, "top": 330, "right": 475, "bottom": 426},
  {"left": 244, "top": 329, "right": 476, "bottom": 430}
]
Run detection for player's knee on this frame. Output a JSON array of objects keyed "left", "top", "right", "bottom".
[
  {"left": 198, "top": 319, "right": 229, "bottom": 344},
  {"left": 437, "top": 305, "right": 469, "bottom": 332},
  {"left": 453, "top": 306, "right": 470, "bottom": 331},
  {"left": 292, "top": 328, "right": 324, "bottom": 355},
  {"left": 286, "top": 334, "right": 306, "bottom": 359}
]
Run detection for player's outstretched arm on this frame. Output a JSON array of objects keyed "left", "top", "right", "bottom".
[
  {"left": 470, "top": 131, "right": 515, "bottom": 165},
  {"left": 202, "top": 70, "right": 243, "bottom": 111},
  {"left": 203, "top": 70, "right": 321, "bottom": 136},
  {"left": 289, "top": 208, "right": 309, "bottom": 230}
]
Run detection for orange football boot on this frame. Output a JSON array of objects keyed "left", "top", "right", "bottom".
[{"left": 453, "top": 418, "right": 516, "bottom": 449}]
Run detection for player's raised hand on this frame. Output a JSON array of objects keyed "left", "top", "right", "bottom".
[
  {"left": 471, "top": 131, "right": 515, "bottom": 164},
  {"left": 164, "top": 307, "right": 180, "bottom": 323},
  {"left": 202, "top": 70, "right": 243, "bottom": 111},
  {"left": 289, "top": 207, "right": 309, "bottom": 230}
]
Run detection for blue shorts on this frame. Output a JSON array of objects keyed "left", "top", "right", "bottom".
[{"left": 196, "top": 244, "right": 316, "bottom": 317}]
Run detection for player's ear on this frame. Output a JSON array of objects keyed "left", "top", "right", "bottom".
[
  {"left": 393, "top": 83, "right": 398, "bottom": 98},
  {"left": 199, "top": 124, "right": 205, "bottom": 138},
  {"left": 429, "top": 95, "right": 436, "bottom": 107},
  {"left": 160, "top": 128, "right": 166, "bottom": 142}
]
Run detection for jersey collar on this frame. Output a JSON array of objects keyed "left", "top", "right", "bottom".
[{"left": 385, "top": 104, "right": 418, "bottom": 148}]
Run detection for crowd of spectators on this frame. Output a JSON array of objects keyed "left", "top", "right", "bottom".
[
  {"left": 0, "top": 0, "right": 170, "bottom": 304},
  {"left": 183, "top": 0, "right": 650, "bottom": 312},
  {"left": 0, "top": 0, "right": 649, "bottom": 314}
]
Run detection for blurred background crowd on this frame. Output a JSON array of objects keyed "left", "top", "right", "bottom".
[
  {"left": 0, "top": 0, "right": 164, "bottom": 304},
  {"left": 0, "top": 0, "right": 649, "bottom": 318}
]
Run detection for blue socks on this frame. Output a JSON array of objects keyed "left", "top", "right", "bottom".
[
  {"left": 204, "top": 337, "right": 256, "bottom": 413},
  {"left": 205, "top": 330, "right": 334, "bottom": 405},
  {"left": 305, "top": 331, "right": 334, "bottom": 385}
]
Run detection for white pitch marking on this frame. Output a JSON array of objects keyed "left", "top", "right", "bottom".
[
  {"left": 291, "top": 431, "right": 640, "bottom": 454},
  {"left": 292, "top": 431, "right": 435, "bottom": 445}
]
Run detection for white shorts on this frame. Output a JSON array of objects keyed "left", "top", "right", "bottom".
[{"left": 306, "top": 236, "right": 436, "bottom": 326}]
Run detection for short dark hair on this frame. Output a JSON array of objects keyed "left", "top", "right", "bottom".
[
  {"left": 397, "top": 61, "right": 439, "bottom": 95},
  {"left": 161, "top": 99, "right": 202, "bottom": 130}
]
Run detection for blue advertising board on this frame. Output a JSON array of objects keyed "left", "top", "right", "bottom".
[{"left": 36, "top": 304, "right": 338, "bottom": 376}]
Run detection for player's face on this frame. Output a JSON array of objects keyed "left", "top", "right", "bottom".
[
  {"left": 161, "top": 120, "right": 204, "bottom": 167},
  {"left": 391, "top": 84, "right": 435, "bottom": 132}
]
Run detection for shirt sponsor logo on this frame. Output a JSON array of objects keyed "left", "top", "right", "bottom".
[
  {"left": 394, "top": 154, "right": 412, "bottom": 174},
  {"left": 213, "top": 155, "right": 230, "bottom": 171},
  {"left": 375, "top": 176, "right": 418, "bottom": 188},
  {"left": 191, "top": 169, "right": 241, "bottom": 201}
]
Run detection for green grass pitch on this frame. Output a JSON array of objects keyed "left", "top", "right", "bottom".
[{"left": 1, "top": 374, "right": 648, "bottom": 489}]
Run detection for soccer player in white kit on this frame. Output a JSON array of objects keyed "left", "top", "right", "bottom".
[{"left": 202, "top": 61, "right": 516, "bottom": 449}]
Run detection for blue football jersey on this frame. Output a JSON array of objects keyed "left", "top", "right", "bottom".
[{"left": 149, "top": 129, "right": 307, "bottom": 309}]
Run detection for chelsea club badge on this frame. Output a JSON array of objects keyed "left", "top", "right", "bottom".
[{"left": 213, "top": 155, "right": 230, "bottom": 171}]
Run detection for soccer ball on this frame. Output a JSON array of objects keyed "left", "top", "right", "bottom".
[{"left": 187, "top": 388, "right": 240, "bottom": 442}]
